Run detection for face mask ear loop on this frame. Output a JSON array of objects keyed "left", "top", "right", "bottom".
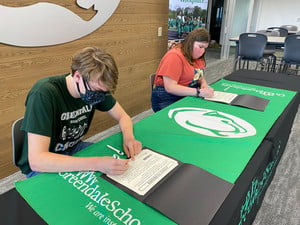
[
  {"left": 76, "top": 76, "right": 89, "bottom": 95},
  {"left": 82, "top": 78, "right": 91, "bottom": 90},
  {"left": 76, "top": 82, "right": 82, "bottom": 95},
  {"left": 77, "top": 77, "right": 93, "bottom": 96}
]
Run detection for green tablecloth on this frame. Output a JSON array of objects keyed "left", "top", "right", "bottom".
[
  {"left": 15, "top": 79, "right": 296, "bottom": 225},
  {"left": 135, "top": 79, "right": 296, "bottom": 183}
]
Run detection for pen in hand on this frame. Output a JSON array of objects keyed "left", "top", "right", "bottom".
[{"left": 106, "top": 145, "right": 125, "bottom": 155}]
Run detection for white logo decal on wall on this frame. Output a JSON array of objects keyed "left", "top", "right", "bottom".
[
  {"left": 0, "top": 0, "right": 120, "bottom": 47},
  {"left": 168, "top": 107, "right": 256, "bottom": 138}
]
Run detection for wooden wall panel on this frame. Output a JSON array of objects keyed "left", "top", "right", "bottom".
[{"left": 0, "top": 0, "right": 169, "bottom": 178}]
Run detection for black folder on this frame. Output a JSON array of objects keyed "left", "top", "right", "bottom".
[
  {"left": 205, "top": 91, "right": 270, "bottom": 111},
  {"left": 102, "top": 147, "right": 233, "bottom": 225}
]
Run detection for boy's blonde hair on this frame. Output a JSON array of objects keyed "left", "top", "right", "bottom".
[{"left": 71, "top": 47, "right": 118, "bottom": 93}]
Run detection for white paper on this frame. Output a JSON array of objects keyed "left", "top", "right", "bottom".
[
  {"left": 204, "top": 91, "right": 238, "bottom": 104},
  {"left": 107, "top": 149, "right": 179, "bottom": 196}
]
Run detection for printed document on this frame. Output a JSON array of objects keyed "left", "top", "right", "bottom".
[
  {"left": 205, "top": 91, "right": 238, "bottom": 104},
  {"left": 107, "top": 149, "right": 178, "bottom": 195}
]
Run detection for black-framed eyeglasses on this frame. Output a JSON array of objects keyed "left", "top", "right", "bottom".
[{"left": 76, "top": 78, "right": 111, "bottom": 105}]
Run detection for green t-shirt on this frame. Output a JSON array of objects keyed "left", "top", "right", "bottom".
[{"left": 19, "top": 74, "right": 116, "bottom": 174}]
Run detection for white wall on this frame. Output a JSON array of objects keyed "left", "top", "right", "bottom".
[{"left": 255, "top": 0, "right": 300, "bottom": 30}]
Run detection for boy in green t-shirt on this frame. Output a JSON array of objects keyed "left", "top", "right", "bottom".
[{"left": 19, "top": 47, "right": 142, "bottom": 177}]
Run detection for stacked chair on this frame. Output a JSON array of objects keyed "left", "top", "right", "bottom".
[
  {"left": 267, "top": 27, "right": 289, "bottom": 37},
  {"left": 256, "top": 29, "right": 280, "bottom": 71},
  {"left": 280, "top": 25, "right": 298, "bottom": 33}
]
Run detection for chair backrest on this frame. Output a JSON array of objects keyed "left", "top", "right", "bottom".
[
  {"left": 12, "top": 117, "right": 25, "bottom": 166},
  {"left": 149, "top": 73, "right": 155, "bottom": 91},
  {"left": 267, "top": 27, "right": 288, "bottom": 37},
  {"left": 238, "top": 33, "right": 267, "bottom": 60},
  {"left": 280, "top": 25, "right": 298, "bottom": 32},
  {"left": 283, "top": 35, "right": 300, "bottom": 64}
]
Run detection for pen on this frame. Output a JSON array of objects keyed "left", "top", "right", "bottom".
[{"left": 106, "top": 145, "right": 124, "bottom": 155}]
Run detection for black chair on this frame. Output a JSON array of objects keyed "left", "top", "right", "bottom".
[
  {"left": 278, "top": 35, "right": 300, "bottom": 75},
  {"left": 267, "top": 27, "right": 288, "bottom": 37},
  {"left": 267, "top": 27, "right": 289, "bottom": 68},
  {"left": 11, "top": 117, "right": 25, "bottom": 167},
  {"left": 149, "top": 73, "right": 155, "bottom": 91},
  {"left": 234, "top": 33, "right": 268, "bottom": 71}
]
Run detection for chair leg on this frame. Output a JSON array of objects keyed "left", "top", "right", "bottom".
[
  {"left": 260, "top": 58, "right": 264, "bottom": 71},
  {"left": 261, "top": 57, "right": 272, "bottom": 72},
  {"left": 266, "top": 57, "right": 271, "bottom": 72},
  {"left": 233, "top": 58, "right": 239, "bottom": 72},
  {"left": 283, "top": 64, "right": 288, "bottom": 73},
  {"left": 267, "top": 58, "right": 271, "bottom": 72},
  {"left": 239, "top": 59, "right": 243, "bottom": 70},
  {"left": 278, "top": 63, "right": 283, "bottom": 73},
  {"left": 259, "top": 60, "right": 264, "bottom": 71},
  {"left": 271, "top": 55, "right": 277, "bottom": 72},
  {"left": 279, "top": 63, "right": 289, "bottom": 74}
]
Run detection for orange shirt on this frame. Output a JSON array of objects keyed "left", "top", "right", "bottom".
[{"left": 154, "top": 47, "right": 205, "bottom": 87}]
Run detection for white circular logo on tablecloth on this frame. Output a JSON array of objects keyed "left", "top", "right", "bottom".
[
  {"left": 168, "top": 107, "right": 256, "bottom": 138},
  {"left": 0, "top": 0, "right": 120, "bottom": 47}
]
